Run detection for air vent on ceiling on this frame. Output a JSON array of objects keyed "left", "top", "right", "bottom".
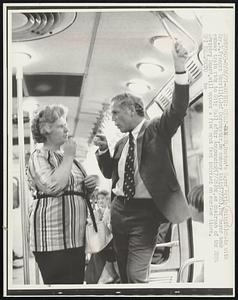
[{"left": 12, "top": 12, "right": 77, "bottom": 42}]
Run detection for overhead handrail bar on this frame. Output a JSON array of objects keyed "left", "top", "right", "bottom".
[{"left": 73, "top": 12, "right": 101, "bottom": 137}]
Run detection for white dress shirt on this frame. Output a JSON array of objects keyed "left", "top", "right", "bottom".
[{"left": 113, "top": 119, "right": 152, "bottom": 198}]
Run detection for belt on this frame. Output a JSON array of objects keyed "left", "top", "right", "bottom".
[
  {"left": 33, "top": 191, "right": 85, "bottom": 200},
  {"left": 34, "top": 190, "right": 98, "bottom": 233},
  {"left": 116, "top": 196, "right": 167, "bottom": 221},
  {"left": 116, "top": 195, "right": 153, "bottom": 205}
]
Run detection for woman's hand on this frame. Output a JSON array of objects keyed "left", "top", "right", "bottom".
[
  {"left": 49, "top": 137, "right": 76, "bottom": 192},
  {"left": 84, "top": 175, "right": 98, "bottom": 192},
  {"left": 63, "top": 137, "right": 77, "bottom": 157},
  {"left": 87, "top": 217, "right": 93, "bottom": 225}
]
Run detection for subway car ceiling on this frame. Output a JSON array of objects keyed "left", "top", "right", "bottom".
[{"left": 11, "top": 11, "right": 203, "bottom": 162}]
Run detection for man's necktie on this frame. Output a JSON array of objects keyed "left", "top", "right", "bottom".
[{"left": 123, "top": 131, "right": 135, "bottom": 201}]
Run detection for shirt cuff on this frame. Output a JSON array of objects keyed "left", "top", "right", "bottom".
[
  {"left": 98, "top": 148, "right": 109, "bottom": 155},
  {"left": 174, "top": 71, "right": 189, "bottom": 85}
]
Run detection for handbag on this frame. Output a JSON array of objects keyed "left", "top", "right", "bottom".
[
  {"left": 85, "top": 220, "right": 113, "bottom": 254},
  {"left": 81, "top": 183, "right": 112, "bottom": 254},
  {"left": 73, "top": 162, "right": 113, "bottom": 254}
]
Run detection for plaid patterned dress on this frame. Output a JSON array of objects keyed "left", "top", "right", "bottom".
[{"left": 27, "top": 146, "right": 88, "bottom": 252}]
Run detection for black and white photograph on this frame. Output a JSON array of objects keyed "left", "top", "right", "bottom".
[{"left": 3, "top": 2, "right": 235, "bottom": 297}]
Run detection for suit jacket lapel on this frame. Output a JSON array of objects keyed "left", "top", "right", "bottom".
[{"left": 137, "top": 120, "right": 149, "bottom": 167}]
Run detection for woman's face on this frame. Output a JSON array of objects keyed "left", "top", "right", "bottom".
[
  {"left": 97, "top": 194, "right": 107, "bottom": 209},
  {"left": 45, "top": 117, "right": 69, "bottom": 147}
]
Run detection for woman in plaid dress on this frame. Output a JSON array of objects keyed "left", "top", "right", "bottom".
[{"left": 27, "top": 104, "right": 97, "bottom": 284}]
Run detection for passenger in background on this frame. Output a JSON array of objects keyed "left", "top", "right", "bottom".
[
  {"left": 95, "top": 189, "right": 111, "bottom": 221},
  {"left": 85, "top": 190, "right": 119, "bottom": 284},
  {"left": 94, "top": 40, "right": 190, "bottom": 283},
  {"left": 187, "top": 184, "right": 204, "bottom": 282},
  {"left": 89, "top": 187, "right": 99, "bottom": 210},
  {"left": 27, "top": 104, "right": 97, "bottom": 284}
]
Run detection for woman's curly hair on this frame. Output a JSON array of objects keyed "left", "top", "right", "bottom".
[{"left": 31, "top": 104, "right": 68, "bottom": 143}]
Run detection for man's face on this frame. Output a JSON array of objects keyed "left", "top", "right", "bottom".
[{"left": 111, "top": 101, "right": 133, "bottom": 133}]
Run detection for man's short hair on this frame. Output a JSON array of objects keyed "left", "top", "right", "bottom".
[{"left": 111, "top": 93, "right": 144, "bottom": 117}]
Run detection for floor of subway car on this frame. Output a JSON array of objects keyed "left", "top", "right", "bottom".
[{"left": 12, "top": 255, "right": 118, "bottom": 285}]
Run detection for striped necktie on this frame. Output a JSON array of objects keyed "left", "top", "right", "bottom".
[{"left": 123, "top": 131, "right": 135, "bottom": 200}]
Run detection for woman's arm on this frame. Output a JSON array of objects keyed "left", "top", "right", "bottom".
[
  {"left": 154, "top": 41, "right": 189, "bottom": 139},
  {"left": 28, "top": 152, "right": 73, "bottom": 195},
  {"left": 28, "top": 139, "right": 76, "bottom": 195},
  {"left": 50, "top": 155, "right": 74, "bottom": 191}
]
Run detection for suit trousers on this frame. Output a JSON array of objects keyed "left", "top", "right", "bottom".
[{"left": 111, "top": 196, "right": 167, "bottom": 283}]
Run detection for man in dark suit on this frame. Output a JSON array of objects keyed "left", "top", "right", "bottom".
[{"left": 94, "top": 40, "right": 191, "bottom": 283}]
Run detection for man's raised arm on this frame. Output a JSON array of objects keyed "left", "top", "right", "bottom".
[{"left": 157, "top": 40, "right": 190, "bottom": 138}]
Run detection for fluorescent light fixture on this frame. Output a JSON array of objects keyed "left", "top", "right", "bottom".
[
  {"left": 12, "top": 52, "right": 31, "bottom": 67},
  {"left": 174, "top": 10, "right": 196, "bottom": 20},
  {"left": 127, "top": 79, "right": 151, "bottom": 94},
  {"left": 137, "top": 62, "right": 164, "bottom": 78},
  {"left": 35, "top": 83, "right": 52, "bottom": 93},
  {"left": 150, "top": 36, "right": 173, "bottom": 54}
]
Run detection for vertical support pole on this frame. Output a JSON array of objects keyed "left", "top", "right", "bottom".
[
  {"left": 180, "top": 121, "right": 194, "bottom": 282},
  {"left": 16, "top": 66, "right": 30, "bottom": 284},
  {"left": 29, "top": 112, "right": 34, "bottom": 154},
  {"left": 28, "top": 111, "right": 40, "bottom": 284}
]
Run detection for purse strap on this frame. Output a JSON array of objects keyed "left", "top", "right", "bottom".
[
  {"left": 84, "top": 192, "right": 98, "bottom": 233},
  {"left": 73, "top": 159, "right": 98, "bottom": 233}
]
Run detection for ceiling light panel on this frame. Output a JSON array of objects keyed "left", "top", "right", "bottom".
[
  {"left": 127, "top": 79, "right": 151, "bottom": 94},
  {"left": 150, "top": 36, "right": 173, "bottom": 54},
  {"left": 137, "top": 62, "right": 164, "bottom": 78}
]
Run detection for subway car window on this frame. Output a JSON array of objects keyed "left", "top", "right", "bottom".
[
  {"left": 184, "top": 96, "right": 204, "bottom": 282},
  {"left": 185, "top": 97, "right": 203, "bottom": 188}
]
